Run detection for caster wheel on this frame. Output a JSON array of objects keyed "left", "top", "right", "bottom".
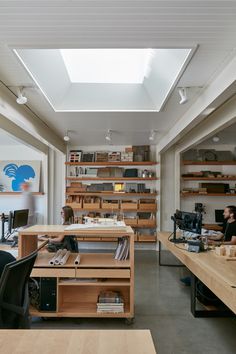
[{"left": 125, "top": 318, "right": 135, "bottom": 325}]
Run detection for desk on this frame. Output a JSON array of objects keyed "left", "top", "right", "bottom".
[
  {"left": 19, "top": 225, "right": 134, "bottom": 320},
  {"left": 0, "top": 329, "right": 157, "bottom": 354},
  {"left": 157, "top": 232, "right": 236, "bottom": 317}
]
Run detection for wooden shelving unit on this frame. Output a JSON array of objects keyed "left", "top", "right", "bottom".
[
  {"left": 182, "top": 177, "right": 236, "bottom": 181},
  {"left": 66, "top": 177, "right": 158, "bottom": 181},
  {"left": 65, "top": 158, "right": 158, "bottom": 243},
  {"left": 66, "top": 161, "right": 158, "bottom": 166},
  {"left": 182, "top": 161, "right": 236, "bottom": 165},
  {"left": 66, "top": 192, "right": 157, "bottom": 197},
  {"left": 0, "top": 192, "right": 44, "bottom": 196},
  {"left": 181, "top": 193, "right": 236, "bottom": 197},
  {"left": 19, "top": 225, "right": 134, "bottom": 320}
]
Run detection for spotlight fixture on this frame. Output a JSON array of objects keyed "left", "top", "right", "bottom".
[
  {"left": 105, "top": 129, "right": 112, "bottom": 143},
  {"left": 149, "top": 129, "right": 157, "bottom": 141},
  {"left": 16, "top": 87, "right": 27, "bottom": 105},
  {"left": 212, "top": 136, "right": 220, "bottom": 143},
  {"left": 178, "top": 87, "right": 188, "bottom": 105},
  {"left": 63, "top": 131, "right": 70, "bottom": 142}
]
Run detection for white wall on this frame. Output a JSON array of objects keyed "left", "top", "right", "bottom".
[{"left": 0, "top": 144, "right": 47, "bottom": 222}]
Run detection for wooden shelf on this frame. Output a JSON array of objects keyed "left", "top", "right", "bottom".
[
  {"left": 34, "top": 253, "right": 130, "bottom": 269},
  {"left": 182, "top": 177, "right": 236, "bottom": 181},
  {"left": 69, "top": 207, "right": 157, "bottom": 213},
  {"left": 182, "top": 161, "right": 236, "bottom": 165},
  {"left": 66, "top": 192, "right": 157, "bottom": 197},
  {"left": 58, "top": 279, "right": 130, "bottom": 286},
  {"left": 30, "top": 304, "right": 131, "bottom": 318},
  {"left": 0, "top": 192, "right": 44, "bottom": 196},
  {"left": 66, "top": 177, "right": 158, "bottom": 181},
  {"left": 181, "top": 193, "right": 236, "bottom": 197},
  {"left": 66, "top": 161, "right": 158, "bottom": 166},
  {"left": 130, "top": 224, "right": 157, "bottom": 229}
]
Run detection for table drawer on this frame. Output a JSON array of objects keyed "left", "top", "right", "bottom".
[
  {"left": 31, "top": 268, "right": 76, "bottom": 278},
  {"left": 75, "top": 268, "right": 130, "bottom": 278}
]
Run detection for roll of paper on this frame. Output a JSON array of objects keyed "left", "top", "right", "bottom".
[
  {"left": 49, "top": 249, "right": 63, "bottom": 265},
  {"left": 54, "top": 249, "right": 67, "bottom": 264},
  {"left": 74, "top": 254, "right": 81, "bottom": 265},
  {"left": 59, "top": 251, "right": 71, "bottom": 265}
]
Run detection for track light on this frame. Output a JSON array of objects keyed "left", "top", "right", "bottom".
[
  {"left": 16, "top": 87, "right": 27, "bottom": 105},
  {"left": 63, "top": 131, "right": 70, "bottom": 142},
  {"left": 212, "top": 136, "right": 220, "bottom": 143},
  {"left": 178, "top": 87, "right": 188, "bottom": 105},
  {"left": 105, "top": 130, "right": 112, "bottom": 143},
  {"left": 149, "top": 130, "right": 157, "bottom": 142}
]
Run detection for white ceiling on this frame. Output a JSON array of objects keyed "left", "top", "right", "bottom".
[{"left": 0, "top": 1, "right": 236, "bottom": 145}]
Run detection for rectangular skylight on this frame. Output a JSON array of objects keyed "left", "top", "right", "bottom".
[{"left": 60, "top": 49, "right": 152, "bottom": 84}]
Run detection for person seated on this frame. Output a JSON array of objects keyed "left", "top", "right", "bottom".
[
  {"left": 208, "top": 205, "right": 236, "bottom": 246},
  {"left": 0, "top": 250, "right": 16, "bottom": 277},
  {"left": 47, "top": 206, "right": 78, "bottom": 252}
]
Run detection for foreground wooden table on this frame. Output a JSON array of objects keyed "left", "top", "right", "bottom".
[
  {"left": 157, "top": 232, "right": 236, "bottom": 316},
  {"left": 0, "top": 329, "right": 156, "bottom": 354}
]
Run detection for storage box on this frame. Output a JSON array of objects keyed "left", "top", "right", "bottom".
[
  {"left": 139, "top": 199, "right": 157, "bottom": 211},
  {"left": 138, "top": 234, "right": 157, "bottom": 242},
  {"left": 66, "top": 202, "right": 82, "bottom": 209},
  {"left": 83, "top": 197, "right": 101, "bottom": 209},
  {"left": 137, "top": 218, "right": 156, "bottom": 227},
  {"left": 124, "top": 218, "right": 137, "bottom": 226},
  {"left": 121, "top": 200, "right": 138, "bottom": 210},
  {"left": 102, "top": 200, "right": 120, "bottom": 210}
]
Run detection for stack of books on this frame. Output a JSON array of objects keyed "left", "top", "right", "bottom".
[
  {"left": 114, "top": 237, "right": 129, "bottom": 261},
  {"left": 97, "top": 291, "right": 124, "bottom": 313}
]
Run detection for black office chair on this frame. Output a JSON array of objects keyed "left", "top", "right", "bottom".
[{"left": 0, "top": 251, "right": 37, "bottom": 329}]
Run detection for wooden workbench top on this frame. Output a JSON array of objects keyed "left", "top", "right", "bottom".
[
  {"left": 19, "top": 224, "right": 134, "bottom": 236},
  {"left": 157, "top": 231, "right": 236, "bottom": 314},
  {"left": 0, "top": 329, "right": 156, "bottom": 354}
]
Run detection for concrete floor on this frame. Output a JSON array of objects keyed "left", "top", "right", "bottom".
[{"left": 32, "top": 251, "right": 236, "bottom": 354}]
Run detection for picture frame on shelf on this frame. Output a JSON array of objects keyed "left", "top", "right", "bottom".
[
  {"left": 95, "top": 152, "right": 109, "bottom": 162},
  {"left": 69, "top": 150, "right": 82, "bottom": 163},
  {"left": 82, "top": 152, "right": 95, "bottom": 162},
  {"left": 108, "top": 152, "right": 121, "bottom": 162}
]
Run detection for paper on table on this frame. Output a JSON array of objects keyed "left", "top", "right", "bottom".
[{"left": 65, "top": 221, "right": 126, "bottom": 231}]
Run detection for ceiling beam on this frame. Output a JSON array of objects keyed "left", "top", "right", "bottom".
[{"left": 0, "top": 82, "right": 66, "bottom": 153}]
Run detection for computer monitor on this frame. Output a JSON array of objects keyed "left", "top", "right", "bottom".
[
  {"left": 175, "top": 210, "right": 202, "bottom": 234},
  {"left": 12, "top": 209, "right": 29, "bottom": 229},
  {"left": 5, "top": 209, "right": 29, "bottom": 242},
  {"left": 215, "top": 209, "right": 224, "bottom": 223}
]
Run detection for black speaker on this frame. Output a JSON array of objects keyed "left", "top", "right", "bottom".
[{"left": 39, "top": 277, "right": 57, "bottom": 311}]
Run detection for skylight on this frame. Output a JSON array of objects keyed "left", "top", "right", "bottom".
[{"left": 60, "top": 49, "right": 152, "bottom": 84}]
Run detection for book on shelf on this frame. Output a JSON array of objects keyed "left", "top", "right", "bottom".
[
  {"left": 97, "top": 291, "right": 124, "bottom": 313},
  {"left": 114, "top": 237, "right": 129, "bottom": 261}
]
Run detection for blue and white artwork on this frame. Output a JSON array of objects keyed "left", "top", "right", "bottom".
[{"left": 0, "top": 160, "right": 40, "bottom": 192}]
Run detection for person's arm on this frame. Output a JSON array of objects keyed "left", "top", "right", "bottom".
[
  {"left": 207, "top": 233, "right": 224, "bottom": 241},
  {"left": 210, "top": 236, "right": 236, "bottom": 246},
  {"left": 50, "top": 235, "right": 65, "bottom": 243}
]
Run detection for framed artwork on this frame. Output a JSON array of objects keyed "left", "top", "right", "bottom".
[
  {"left": 82, "top": 152, "right": 94, "bottom": 162},
  {"left": 0, "top": 160, "right": 41, "bottom": 192}
]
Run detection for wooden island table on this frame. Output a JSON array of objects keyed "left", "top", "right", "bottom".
[{"left": 18, "top": 225, "right": 134, "bottom": 321}]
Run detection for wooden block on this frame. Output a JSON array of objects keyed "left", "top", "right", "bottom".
[
  {"left": 225, "top": 246, "right": 236, "bottom": 257},
  {"left": 215, "top": 246, "right": 226, "bottom": 256}
]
